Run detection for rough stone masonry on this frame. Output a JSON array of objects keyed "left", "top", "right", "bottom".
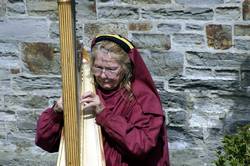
[{"left": 0, "top": 0, "right": 250, "bottom": 165}]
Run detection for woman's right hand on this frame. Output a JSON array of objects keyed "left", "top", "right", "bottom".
[{"left": 80, "top": 91, "right": 104, "bottom": 114}]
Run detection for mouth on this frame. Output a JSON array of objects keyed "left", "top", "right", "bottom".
[
  {"left": 98, "top": 79, "right": 111, "bottom": 84},
  {"left": 100, "top": 79, "right": 110, "bottom": 83}
]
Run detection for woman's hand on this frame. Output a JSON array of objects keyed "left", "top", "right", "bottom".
[
  {"left": 53, "top": 97, "right": 63, "bottom": 113},
  {"left": 80, "top": 91, "right": 104, "bottom": 114}
]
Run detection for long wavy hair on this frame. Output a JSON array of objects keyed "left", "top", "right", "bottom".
[{"left": 91, "top": 41, "right": 133, "bottom": 96}]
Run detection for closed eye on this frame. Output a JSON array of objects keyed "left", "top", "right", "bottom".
[
  {"left": 106, "top": 67, "right": 118, "bottom": 71},
  {"left": 94, "top": 66, "right": 118, "bottom": 71}
]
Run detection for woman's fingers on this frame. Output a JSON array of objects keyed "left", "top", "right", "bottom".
[
  {"left": 81, "top": 91, "right": 94, "bottom": 99},
  {"left": 80, "top": 97, "right": 94, "bottom": 103},
  {"left": 54, "top": 96, "right": 63, "bottom": 112},
  {"left": 80, "top": 92, "right": 103, "bottom": 114},
  {"left": 80, "top": 92, "right": 98, "bottom": 106},
  {"left": 57, "top": 97, "right": 63, "bottom": 109}
]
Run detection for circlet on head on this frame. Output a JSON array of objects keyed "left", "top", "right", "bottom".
[{"left": 91, "top": 34, "right": 134, "bottom": 53}]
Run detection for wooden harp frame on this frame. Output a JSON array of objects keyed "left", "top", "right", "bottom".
[{"left": 57, "top": 0, "right": 105, "bottom": 165}]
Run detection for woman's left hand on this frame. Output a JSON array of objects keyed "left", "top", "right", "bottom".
[{"left": 80, "top": 91, "right": 104, "bottom": 114}]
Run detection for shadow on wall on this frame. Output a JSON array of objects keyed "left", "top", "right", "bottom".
[{"left": 223, "top": 57, "right": 250, "bottom": 135}]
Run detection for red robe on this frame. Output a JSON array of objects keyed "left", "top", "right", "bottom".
[{"left": 35, "top": 44, "right": 170, "bottom": 166}]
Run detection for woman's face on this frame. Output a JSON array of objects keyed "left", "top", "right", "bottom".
[{"left": 92, "top": 50, "right": 124, "bottom": 90}]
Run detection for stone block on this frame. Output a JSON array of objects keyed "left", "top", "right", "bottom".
[
  {"left": 0, "top": 0, "right": 7, "bottom": 17},
  {"left": 225, "top": 0, "right": 241, "bottom": 2},
  {"left": 0, "top": 58, "right": 20, "bottom": 79},
  {"left": 239, "top": 56, "right": 250, "bottom": 70},
  {"left": 223, "top": 111, "right": 250, "bottom": 134},
  {"left": 215, "top": 6, "right": 241, "bottom": 21},
  {"left": 175, "top": 0, "right": 223, "bottom": 5},
  {"left": 0, "top": 96, "right": 3, "bottom": 109},
  {"left": 131, "top": 33, "right": 171, "bottom": 50},
  {"left": 205, "top": 127, "right": 223, "bottom": 142},
  {"left": 6, "top": 2, "right": 25, "bottom": 15},
  {"left": 6, "top": 132, "right": 34, "bottom": 154},
  {"left": 188, "top": 127, "right": 204, "bottom": 140},
  {"left": 16, "top": 110, "right": 37, "bottom": 130},
  {"left": 4, "top": 94, "right": 49, "bottom": 109},
  {"left": 206, "top": 24, "right": 232, "bottom": 50},
  {"left": 4, "top": 120, "right": 18, "bottom": 133},
  {"left": 0, "top": 79, "right": 11, "bottom": 93},
  {"left": 120, "top": 0, "right": 171, "bottom": 4},
  {"left": 76, "top": 0, "right": 96, "bottom": 20},
  {"left": 234, "top": 39, "right": 250, "bottom": 51},
  {"left": 10, "top": 68, "right": 21, "bottom": 74},
  {"left": 168, "top": 109, "right": 188, "bottom": 125},
  {"left": 170, "top": 148, "right": 208, "bottom": 166},
  {"left": 185, "top": 67, "right": 213, "bottom": 79},
  {"left": 185, "top": 23, "right": 204, "bottom": 31},
  {"left": 0, "top": 58, "right": 19, "bottom": 69},
  {"left": 168, "top": 76, "right": 240, "bottom": 91},
  {"left": 189, "top": 114, "right": 208, "bottom": 128},
  {"left": 154, "top": 79, "right": 165, "bottom": 91},
  {"left": 97, "top": 0, "right": 111, "bottom": 2},
  {"left": 83, "top": 22, "right": 128, "bottom": 48},
  {"left": 0, "top": 67, "right": 11, "bottom": 80},
  {"left": 21, "top": 42, "right": 60, "bottom": 75},
  {"left": 172, "top": 33, "right": 205, "bottom": 49},
  {"left": 157, "top": 23, "right": 182, "bottom": 34},
  {"left": 0, "top": 42, "right": 19, "bottom": 57},
  {"left": 0, "top": 150, "right": 57, "bottom": 166},
  {"left": 129, "top": 22, "right": 153, "bottom": 31},
  {"left": 204, "top": 128, "right": 224, "bottom": 161},
  {"left": 0, "top": 129, "right": 4, "bottom": 139},
  {"left": 243, "top": 0, "right": 250, "bottom": 20},
  {"left": 141, "top": 7, "right": 213, "bottom": 20},
  {"left": 159, "top": 90, "right": 191, "bottom": 110},
  {"left": 168, "top": 127, "right": 204, "bottom": 149},
  {"left": 228, "top": 92, "right": 250, "bottom": 112},
  {"left": 0, "top": 158, "right": 55, "bottom": 166},
  {"left": 214, "top": 69, "right": 239, "bottom": 80},
  {"left": 235, "top": 24, "right": 250, "bottom": 36},
  {"left": 0, "top": 142, "right": 17, "bottom": 157},
  {"left": 26, "top": 0, "right": 57, "bottom": 19},
  {"left": 49, "top": 21, "right": 59, "bottom": 39},
  {"left": 26, "top": 0, "right": 57, "bottom": 12},
  {"left": 191, "top": 94, "right": 235, "bottom": 115},
  {"left": 0, "top": 18, "right": 50, "bottom": 42},
  {"left": 241, "top": 70, "right": 250, "bottom": 88},
  {"left": 141, "top": 51, "right": 183, "bottom": 77},
  {"left": 7, "top": 0, "right": 24, "bottom": 2},
  {"left": 97, "top": 6, "right": 139, "bottom": 20},
  {"left": 185, "top": 51, "right": 250, "bottom": 69},
  {"left": 12, "top": 75, "right": 61, "bottom": 91},
  {"left": 0, "top": 110, "right": 15, "bottom": 122}
]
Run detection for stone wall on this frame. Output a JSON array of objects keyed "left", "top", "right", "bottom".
[{"left": 0, "top": 0, "right": 250, "bottom": 165}]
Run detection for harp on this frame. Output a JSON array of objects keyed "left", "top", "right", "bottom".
[{"left": 57, "top": 0, "right": 105, "bottom": 165}]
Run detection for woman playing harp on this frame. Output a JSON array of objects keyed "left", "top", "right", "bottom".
[{"left": 35, "top": 34, "right": 170, "bottom": 166}]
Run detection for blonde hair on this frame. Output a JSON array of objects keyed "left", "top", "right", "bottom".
[{"left": 91, "top": 41, "right": 133, "bottom": 95}]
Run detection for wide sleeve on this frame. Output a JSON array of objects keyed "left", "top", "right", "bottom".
[
  {"left": 95, "top": 102, "right": 164, "bottom": 159},
  {"left": 35, "top": 107, "right": 64, "bottom": 153}
]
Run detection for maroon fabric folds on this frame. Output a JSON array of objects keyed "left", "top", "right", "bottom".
[
  {"left": 94, "top": 46, "right": 170, "bottom": 165},
  {"left": 35, "top": 37, "right": 170, "bottom": 166},
  {"left": 129, "top": 48, "right": 163, "bottom": 115},
  {"left": 35, "top": 107, "right": 63, "bottom": 153}
]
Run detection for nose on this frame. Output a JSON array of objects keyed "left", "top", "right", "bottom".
[{"left": 100, "top": 69, "right": 108, "bottom": 78}]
